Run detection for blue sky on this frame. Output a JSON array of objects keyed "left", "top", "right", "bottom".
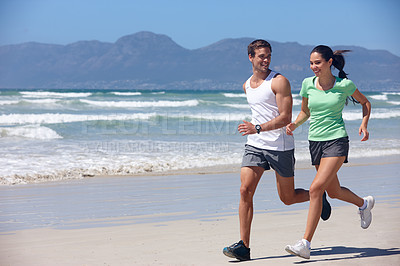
[{"left": 1, "top": 0, "right": 399, "bottom": 56}]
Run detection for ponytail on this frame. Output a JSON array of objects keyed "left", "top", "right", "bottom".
[
  {"left": 332, "top": 50, "right": 359, "bottom": 104},
  {"left": 332, "top": 50, "right": 350, "bottom": 79}
]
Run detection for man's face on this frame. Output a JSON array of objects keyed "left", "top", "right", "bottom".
[{"left": 249, "top": 47, "right": 271, "bottom": 73}]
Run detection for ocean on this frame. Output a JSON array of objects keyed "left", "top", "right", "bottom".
[{"left": 1, "top": 88, "right": 399, "bottom": 185}]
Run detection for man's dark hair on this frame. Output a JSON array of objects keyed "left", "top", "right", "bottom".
[{"left": 248, "top": 39, "right": 272, "bottom": 57}]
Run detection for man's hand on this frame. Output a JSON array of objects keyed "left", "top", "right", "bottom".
[{"left": 238, "top": 120, "right": 257, "bottom": 136}]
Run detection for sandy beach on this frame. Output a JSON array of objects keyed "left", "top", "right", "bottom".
[{"left": 1, "top": 158, "right": 399, "bottom": 265}]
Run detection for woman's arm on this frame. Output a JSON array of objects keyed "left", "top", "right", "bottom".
[
  {"left": 351, "top": 89, "right": 371, "bottom": 141},
  {"left": 286, "top": 97, "right": 310, "bottom": 135}
]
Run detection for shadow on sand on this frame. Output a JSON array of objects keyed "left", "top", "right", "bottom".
[{"left": 229, "top": 246, "right": 400, "bottom": 263}]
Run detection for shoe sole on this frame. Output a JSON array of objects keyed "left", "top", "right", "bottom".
[
  {"left": 285, "top": 246, "right": 310, "bottom": 259},
  {"left": 223, "top": 249, "right": 250, "bottom": 261},
  {"left": 361, "top": 196, "right": 375, "bottom": 229},
  {"left": 321, "top": 192, "right": 331, "bottom": 221},
  {"left": 222, "top": 249, "right": 236, "bottom": 258},
  {"left": 368, "top": 197, "right": 375, "bottom": 210}
]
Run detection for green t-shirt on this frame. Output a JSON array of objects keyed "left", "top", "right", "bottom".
[{"left": 300, "top": 76, "right": 357, "bottom": 141}]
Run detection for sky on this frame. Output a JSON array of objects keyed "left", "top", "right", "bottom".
[{"left": 1, "top": 0, "right": 399, "bottom": 56}]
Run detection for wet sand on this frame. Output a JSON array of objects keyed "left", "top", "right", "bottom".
[{"left": 0, "top": 158, "right": 399, "bottom": 265}]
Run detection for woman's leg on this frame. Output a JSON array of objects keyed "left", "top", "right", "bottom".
[
  {"left": 285, "top": 156, "right": 346, "bottom": 259},
  {"left": 324, "top": 172, "right": 364, "bottom": 207},
  {"left": 303, "top": 156, "right": 346, "bottom": 242}
]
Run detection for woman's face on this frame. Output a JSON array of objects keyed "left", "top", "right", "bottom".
[{"left": 309, "top": 52, "right": 333, "bottom": 77}]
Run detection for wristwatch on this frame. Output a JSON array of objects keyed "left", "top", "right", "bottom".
[{"left": 255, "top": 124, "right": 261, "bottom": 134}]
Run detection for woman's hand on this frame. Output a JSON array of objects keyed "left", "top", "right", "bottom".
[
  {"left": 286, "top": 122, "right": 296, "bottom": 135},
  {"left": 359, "top": 125, "right": 369, "bottom": 141}
]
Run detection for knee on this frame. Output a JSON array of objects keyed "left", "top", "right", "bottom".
[
  {"left": 279, "top": 194, "right": 295, "bottom": 206},
  {"left": 309, "top": 184, "right": 324, "bottom": 200},
  {"left": 326, "top": 187, "right": 343, "bottom": 199},
  {"left": 240, "top": 185, "right": 255, "bottom": 202}
]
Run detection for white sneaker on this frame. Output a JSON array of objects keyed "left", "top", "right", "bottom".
[
  {"left": 358, "top": 196, "right": 375, "bottom": 229},
  {"left": 285, "top": 239, "right": 310, "bottom": 259}
]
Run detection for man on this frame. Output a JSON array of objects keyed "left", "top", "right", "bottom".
[{"left": 222, "top": 40, "right": 331, "bottom": 261}]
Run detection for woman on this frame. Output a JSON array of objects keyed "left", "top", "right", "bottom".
[{"left": 284, "top": 45, "right": 374, "bottom": 259}]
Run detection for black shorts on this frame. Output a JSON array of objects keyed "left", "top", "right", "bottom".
[{"left": 309, "top": 136, "right": 349, "bottom": 165}]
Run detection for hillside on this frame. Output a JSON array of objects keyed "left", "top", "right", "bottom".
[{"left": 1, "top": 31, "right": 399, "bottom": 91}]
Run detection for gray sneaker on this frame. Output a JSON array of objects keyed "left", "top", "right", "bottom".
[
  {"left": 358, "top": 196, "right": 375, "bottom": 229},
  {"left": 285, "top": 239, "right": 310, "bottom": 259}
]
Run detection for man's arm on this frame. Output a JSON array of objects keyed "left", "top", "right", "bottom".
[
  {"left": 238, "top": 74, "right": 292, "bottom": 136},
  {"left": 265, "top": 74, "right": 292, "bottom": 130}
]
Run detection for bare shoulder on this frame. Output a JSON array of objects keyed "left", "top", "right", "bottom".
[
  {"left": 242, "top": 82, "right": 246, "bottom": 93},
  {"left": 271, "top": 73, "right": 291, "bottom": 94}
]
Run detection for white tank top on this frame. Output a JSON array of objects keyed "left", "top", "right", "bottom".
[{"left": 244, "top": 70, "right": 294, "bottom": 151}]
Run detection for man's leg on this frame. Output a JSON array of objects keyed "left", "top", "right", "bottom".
[
  {"left": 275, "top": 172, "right": 331, "bottom": 220},
  {"left": 239, "top": 166, "right": 264, "bottom": 248},
  {"left": 275, "top": 173, "right": 309, "bottom": 205}
]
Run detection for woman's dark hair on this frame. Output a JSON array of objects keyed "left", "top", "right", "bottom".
[{"left": 311, "top": 45, "right": 358, "bottom": 104}]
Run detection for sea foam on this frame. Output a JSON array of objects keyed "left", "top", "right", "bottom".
[
  {"left": 80, "top": 99, "right": 199, "bottom": 108},
  {"left": 0, "top": 100, "right": 19, "bottom": 105},
  {"left": 343, "top": 108, "right": 400, "bottom": 120},
  {"left": 0, "top": 113, "right": 158, "bottom": 125},
  {"left": 112, "top": 92, "right": 142, "bottom": 96},
  {"left": 20, "top": 91, "right": 92, "bottom": 98},
  {"left": 222, "top": 93, "right": 246, "bottom": 98},
  {"left": 0, "top": 125, "right": 62, "bottom": 139}
]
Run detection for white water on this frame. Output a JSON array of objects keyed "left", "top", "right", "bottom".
[{"left": 0, "top": 89, "right": 399, "bottom": 185}]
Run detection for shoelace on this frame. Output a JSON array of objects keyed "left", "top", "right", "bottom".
[
  {"left": 296, "top": 240, "right": 303, "bottom": 246},
  {"left": 230, "top": 242, "right": 242, "bottom": 248},
  {"left": 295, "top": 240, "right": 310, "bottom": 250},
  {"left": 358, "top": 209, "right": 365, "bottom": 219}
]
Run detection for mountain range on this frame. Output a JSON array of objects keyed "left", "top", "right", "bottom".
[{"left": 1, "top": 31, "right": 399, "bottom": 91}]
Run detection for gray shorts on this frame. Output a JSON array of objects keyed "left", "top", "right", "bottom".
[
  {"left": 241, "top": 144, "right": 295, "bottom": 177},
  {"left": 309, "top": 136, "right": 349, "bottom": 165}
]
